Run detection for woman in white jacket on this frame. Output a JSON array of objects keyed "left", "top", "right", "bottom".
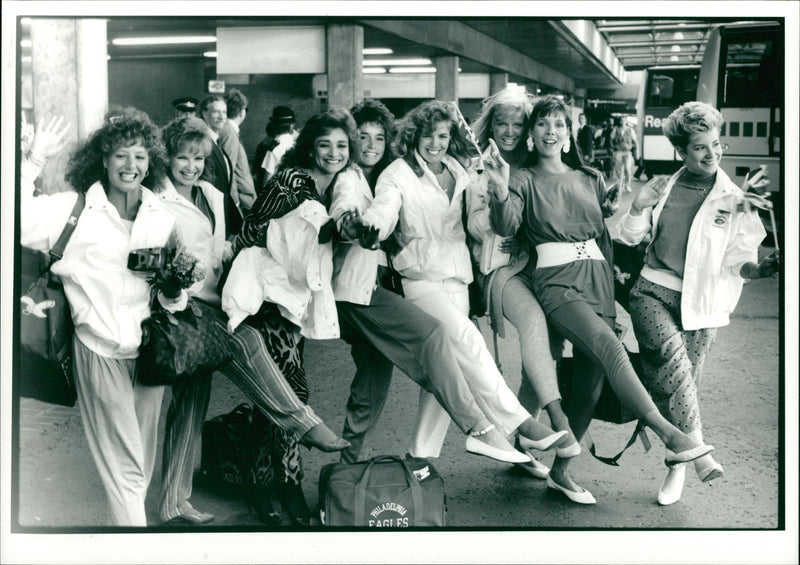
[
  {"left": 21, "top": 109, "right": 181, "bottom": 526},
  {"left": 155, "top": 116, "right": 348, "bottom": 526},
  {"left": 360, "top": 100, "right": 567, "bottom": 459},
  {"left": 617, "top": 101, "right": 779, "bottom": 505},
  {"left": 331, "top": 99, "right": 531, "bottom": 465}
]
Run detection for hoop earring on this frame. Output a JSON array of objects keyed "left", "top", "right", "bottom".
[{"left": 562, "top": 137, "right": 571, "bottom": 154}]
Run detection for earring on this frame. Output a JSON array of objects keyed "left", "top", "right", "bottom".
[
  {"left": 144, "top": 170, "right": 149, "bottom": 178},
  {"left": 526, "top": 137, "right": 534, "bottom": 152},
  {"left": 562, "top": 137, "right": 571, "bottom": 154}
]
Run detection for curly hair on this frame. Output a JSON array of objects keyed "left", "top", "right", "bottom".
[
  {"left": 522, "top": 95, "right": 590, "bottom": 173},
  {"left": 471, "top": 85, "right": 535, "bottom": 151},
  {"left": 224, "top": 88, "right": 248, "bottom": 120},
  {"left": 280, "top": 108, "right": 358, "bottom": 172},
  {"left": 161, "top": 115, "right": 213, "bottom": 158},
  {"left": 662, "top": 101, "right": 723, "bottom": 150},
  {"left": 350, "top": 98, "right": 397, "bottom": 187},
  {"left": 65, "top": 106, "right": 167, "bottom": 192},
  {"left": 395, "top": 100, "right": 473, "bottom": 177}
]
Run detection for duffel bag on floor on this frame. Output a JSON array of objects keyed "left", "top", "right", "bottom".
[{"left": 318, "top": 455, "right": 445, "bottom": 527}]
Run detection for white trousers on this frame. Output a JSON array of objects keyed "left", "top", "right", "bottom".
[
  {"left": 73, "top": 337, "right": 165, "bottom": 526},
  {"left": 403, "top": 278, "right": 529, "bottom": 458}
]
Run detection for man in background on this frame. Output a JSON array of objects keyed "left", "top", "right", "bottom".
[{"left": 218, "top": 88, "right": 256, "bottom": 220}]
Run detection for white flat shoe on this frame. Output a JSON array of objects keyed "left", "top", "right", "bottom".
[
  {"left": 696, "top": 460, "right": 724, "bottom": 482},
  {"left": 465, "top": 435, "right": 529, "bottom": 464},
  {"left": 546, "top": 474, "right": 596, "bottom": 505},
  {"left": 657, "top": 464, "right": 686, "bottom": 506},
  {"left": 555, "top": 440, "right": 581, "bottom": 459},
  {"left": 518, "top": 430, "right": 568, "bottom": 452},
  {"left": 514, "top": 452, "right": 550, "bottom": 479},
  {"left": 665, "top": 443, "right": 714, "bottom": 466}
]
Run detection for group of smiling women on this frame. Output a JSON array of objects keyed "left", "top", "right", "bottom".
[{"left": 21, "top": 85, "right": 778, "bottom": 526}]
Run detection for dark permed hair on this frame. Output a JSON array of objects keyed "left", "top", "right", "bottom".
[
  {"left": 395, "top": 100, "right": 472, "bottom": 177},
  {"left": 65, "top": 106, "right": 167, "bottom": 193},
  {"left": 521, "top": 95, "right": 595, "bottom": 174},
  {"left": 224, "top": 88, "right": 248, "bottom": 119},
  {"left": 279, "top": 108, "right": 359, "bottom": 172},
  {"left": 350, "top": 98, "right": 397, "bottom": 187}
]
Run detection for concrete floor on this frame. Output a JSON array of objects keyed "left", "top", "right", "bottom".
[{"left": 5, "top": 178, "right": 795, "bottom": 564}]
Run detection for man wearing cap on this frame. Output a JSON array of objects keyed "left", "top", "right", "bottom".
[
  {"left": 172, "top": 97, "right": 198, "bottom": 118},
  {"left": 254, "top": 105, "right": 298, "bottom": 190},
  {"left": 198, "top": 94, "right": 240, "bottom": 235},
  {"left": 218, "top": 88, "right": 256, "bottom": 219}
]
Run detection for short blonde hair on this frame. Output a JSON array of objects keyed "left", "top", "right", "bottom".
[{"left": 662, "top": 101, "right": 723, "bottom": 150}]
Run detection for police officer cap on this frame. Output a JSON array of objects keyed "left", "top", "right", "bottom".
[{"left": 172, "top": 97, "right": 199, "bottom": 112}]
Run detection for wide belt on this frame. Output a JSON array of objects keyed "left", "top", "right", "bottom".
[{"left": 536, "top": 239, "right": 604, "bottom": 269}]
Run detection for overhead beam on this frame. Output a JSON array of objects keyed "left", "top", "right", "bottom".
[
  {"left": 358, "top": 19, "right": 574, "bottom": 93},
  {"left": 550, "top": 20, "right": 626, "bottom": 84}
]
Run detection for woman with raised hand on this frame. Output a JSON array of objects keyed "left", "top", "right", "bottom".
[
  {"left": 21, "top": 108, "right": 177, "bottom": 526},
  {"left": 489, "top": 95, "right": 714, "bottom": 505},
  {"left": 330, "top": 99, "right": 530, "bottom": 466},
  {"left": 467, "top": 86, "right": 581, "bottom": 479},
  {"left": 359, "top": 99, "right": 568, "bottom": 461},
  {"left": 155, "top": 116, "right": 348, "bottom": 526},
  {"left": 618, "top": 101, "right": 778, "bottom": 505}
]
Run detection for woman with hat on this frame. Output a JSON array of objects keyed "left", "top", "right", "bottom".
[{"left": 253, "top": 105, "right": 298, "bottom": 189}]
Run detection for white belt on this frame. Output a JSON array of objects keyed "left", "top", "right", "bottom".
[{"left": 536, "top": 239, "right": 603, "bottom": 269}]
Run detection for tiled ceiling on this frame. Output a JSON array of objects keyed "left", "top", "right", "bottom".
[{"left": 595, "top": 19, "right": 716, "bottom": 70}]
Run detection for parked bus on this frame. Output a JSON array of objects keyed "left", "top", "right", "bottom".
[{"left": 637, "top": 22, "right": 782, "bottom": 193}]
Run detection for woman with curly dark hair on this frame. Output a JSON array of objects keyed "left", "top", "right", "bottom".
[
  {"left": 330, "top": 99, "right": 529, "bottom": 465},
  {"left": 358, "top": 99, "right": 567, "bottom": 461},
  {"left": 229, "top": 108, "right": 358, "bottom": 526},
  {"left": 489, "top": 95, "right": 714, "bottom": 504},
  {"left": 21, "top": 107, "right": 179, "bottom": 525}
]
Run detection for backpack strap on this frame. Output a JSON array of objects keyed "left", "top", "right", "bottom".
[{"left": 48, "top": 192, "right": 86, "bottom": 266}]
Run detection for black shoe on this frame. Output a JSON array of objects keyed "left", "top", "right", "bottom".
[
  {"left": 277, "top": 483, "right": 312, "bottom": 527},
  {"left": 244, "top": 486, "right": 282, "bottom": 525}
]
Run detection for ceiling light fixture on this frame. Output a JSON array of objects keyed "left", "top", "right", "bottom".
[
  {"left": 388, "top": 67, "right": 436, "bottom": 74},
  {"left": 363, "top": 67, "right": 387, "bottom": 74},
  {"left": 670, "top": 55, "right": 679, "bottom": 62},
  {"left": 112, "top": 35, "right": 216, "bottom": 46},
  {"left": 20, "top": 39, "right": 32, "bottom": 48},
  {"left": 364, "top": 58, "right": 432, "bottom": 66},
  {"left": 203, "top": 51, "right": 217, "bottom": 58},
  {"left": 363, "top": 48, "right": 393, "bottom": 55},
  {"left": 671, "top": 45, "right": 681, "bottom": 52}
]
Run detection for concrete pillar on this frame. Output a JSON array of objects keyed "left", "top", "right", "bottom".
[
  {"left": 434, "top": 55, "right": 459, "bottom": 102},
  {"left": 30, "top": 18, "right": 108, "bottom": 193},
  {"left": 326, "top": 24, "right": 363, "bottom": 110},
  {"left": 490, "top": 73, "right": 509, "bottom": 94}
]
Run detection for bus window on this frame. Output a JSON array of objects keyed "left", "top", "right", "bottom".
[
  {"left": 721, "top": 33, "right": 779, "bottom": 107},
  {"left": 646, "top": 69, "right": 699, "bottom": 108}
]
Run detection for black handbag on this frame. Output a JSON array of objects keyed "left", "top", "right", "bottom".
[
  {"left": 18, "top": 193, "right": 85, "bottom": 406},
  {"left": 318, "top": 455, "right": 446, "bottom": 527},
  {"left": 200, "top": 403, "right": 255, "bottom": 487},
  {"left": 138, "top": 298, "right": 234, "bottom": 385}
]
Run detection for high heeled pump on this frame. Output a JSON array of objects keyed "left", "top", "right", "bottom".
[
  {"left": 244, "top": 486, "right": 282, "bottom": 525},
  {"left": 276, "top": 483, "right": 313, "bottom": 527},
  {"left": 518, "top": 430, "right": 569, "bottom": 452},
  {"left": 299, "top": 423, "right": 351, "bottom": 452}
]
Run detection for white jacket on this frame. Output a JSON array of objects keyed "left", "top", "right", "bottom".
[
  {"left": 328, "top": 166, "right": 383, "bottom": 305},
  {"left": 616, "top": 166, "right": 766, "bottom": 330},
  {"left": 157, "top": 178, "right": 230, "bottom": 306},
  {"left": 361, "top": 153, "right": 473, "bottom": 284},
  {"left": 222, "top": 200, "right": 339, "bottom": 339},
  {"left": 22, "top": 174, "right": 180, "bottom": 359}
]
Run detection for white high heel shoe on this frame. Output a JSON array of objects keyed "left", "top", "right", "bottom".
[{"left": 657, "top": 464, "right": 686, "bottom": 506}]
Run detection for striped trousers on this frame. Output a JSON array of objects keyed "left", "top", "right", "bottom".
[{"left": 159, "top": 308, "right": 321, "bottom": 522}]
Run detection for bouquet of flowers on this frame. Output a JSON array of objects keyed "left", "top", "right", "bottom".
[{"left": 169, "top": 250, "right": 206, "bottom": 290}]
